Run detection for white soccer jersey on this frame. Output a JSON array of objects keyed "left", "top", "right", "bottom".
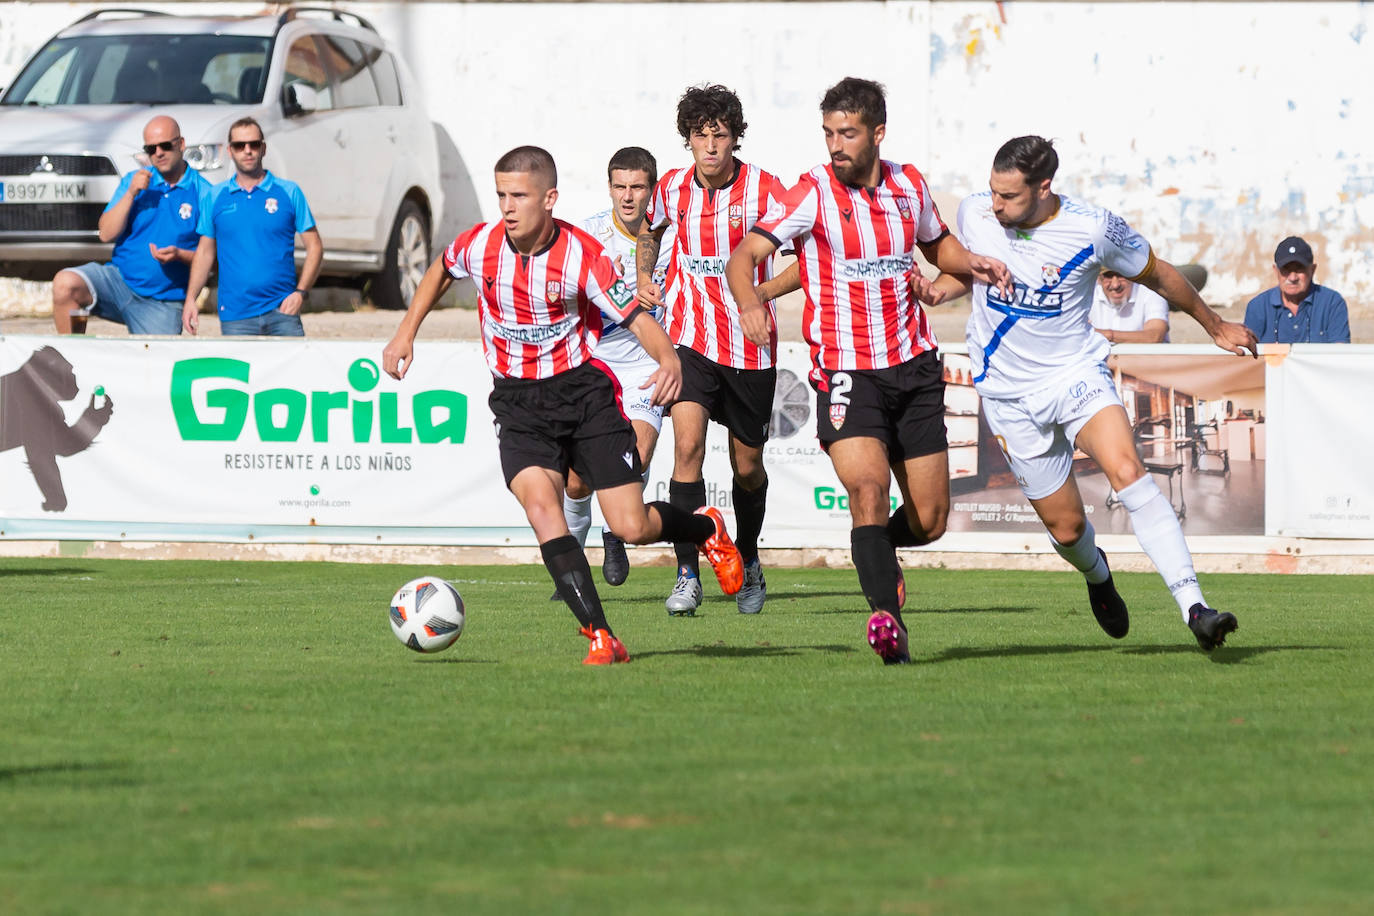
[
  {"left": 958, "top": 192, "right": 1155, "bottom": 399},
  {"left": 1090, "top": 282, "right": 1171, "bottom": 341},
  {"left": 579, "top": 208, "right": 673, "bottom": 365},
  {"left": 754, "top": 160, "right": 948, "bottom": 375}
]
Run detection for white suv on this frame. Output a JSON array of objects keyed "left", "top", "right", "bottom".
[{"left": 0, "top": 6, "right": 442, "bottom": 309}]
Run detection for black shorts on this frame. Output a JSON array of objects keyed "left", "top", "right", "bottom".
[
  {"left": 488, "top": 362, "right": 643, "bottom": 489},
  {"left": 811, "top": 350, "right": 947, "bottom": 461},
  {"left": 676, "top": 345, "right": 776, "bottom": 448}
]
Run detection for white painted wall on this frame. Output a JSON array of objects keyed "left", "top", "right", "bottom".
[{"left": 3, "top": 2, "right": 1370, "bottom": 308}]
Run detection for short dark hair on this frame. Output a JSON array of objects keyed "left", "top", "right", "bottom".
[
  {"left": 820, "top": 77, "right": 887, "bottom": 129},
  {"left": 607, "top": 146, "right": 657, "bottom": 183},
  {"left": 675, "top": 84, "right": 747, "bottom": 148},
  {"left": 494, "top": 145, "right": 557, "bottom": 188},
  {"left": 993, "top": 136, "right": 1058, "bottom": 185},
  {"left": 227, "top": 116, "right": 264, "bottom": 143}
]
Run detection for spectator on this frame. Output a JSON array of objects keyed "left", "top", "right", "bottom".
[
  {"left": 51, "top": 115, "right": 209, "bottom": 334},
  {"left": 1244, "top": 236, "right": 1350, "bottom": 343},
  {"left": 182, "top": 117, "right": 322, "bottom": 336},
  {"left": 1090, "top": 270, "right": 1171, "bottom": 343}
]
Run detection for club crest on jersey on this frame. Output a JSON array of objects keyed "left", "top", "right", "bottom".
[
  {"left": 729, "top": 204, "right": 744, "bottom": 229},
  {"left": 1040, "top": 264, "right": 1061, "bottom": 287},
  {"left": 829, "top": 404, "right": 847, "bottom": 430},
  {"left": 895, "top": 196, "right": 912, "bottom": 218},
  {"left": 178, "top": 202, "right": 192, "bottom": 220},
  {"left": 546, "top": 281, "right": 562, "bottom": 302},
  {"left": 265, "top": 197, "right": 278, "bottom": 214}
]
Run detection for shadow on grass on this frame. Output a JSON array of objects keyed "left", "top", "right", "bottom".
[
  {"left": 413, "top": 657, "right": 499, "bottom": 664},
  {"left": 1121, "top": 644, "right": 1338, "bottom": 664},
  {"left": 0, "top": 761, "right": 127, "bottom": 784},
  {"left": 922, "top": 643, "right": 1119, "bottom": 664},
  {"left": 634, "top": 643, "right": 859, "bottom": 660},
  {"left": 0, "top": 567, "right": 95, "bottom": 578},
  {"left": 812, "top": 605, "right": 1036, "bottom": 616}
]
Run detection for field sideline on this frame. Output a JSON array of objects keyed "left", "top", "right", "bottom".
[{"left": 2, "top": 558, "right": 1371, "bottom": 914}]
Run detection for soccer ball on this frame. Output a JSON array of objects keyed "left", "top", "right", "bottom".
[{"left": 389, "top": 576, "right": 465, "bottom": 653}]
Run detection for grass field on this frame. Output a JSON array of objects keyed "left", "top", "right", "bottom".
[{"left": 2, "top": 557, "right": 1372, "bottom": 915}]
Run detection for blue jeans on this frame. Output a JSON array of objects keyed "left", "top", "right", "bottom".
[
  {"left": 72, "top": 262, "right": 183, "bottom": 334},
  {"left": 220, "top": 309, "right": 305, "bottom": 337}
]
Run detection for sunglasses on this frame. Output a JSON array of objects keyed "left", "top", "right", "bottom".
[
  {"left": 142, "top": 138, "right": 182, "bottom": 155},
  {"left": 229, "top": 140, "right": 265, "bottom": 152}
]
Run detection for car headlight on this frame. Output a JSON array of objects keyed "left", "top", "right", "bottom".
[{"left": 183, "top": 143, "right": 223, "bottom": 171}]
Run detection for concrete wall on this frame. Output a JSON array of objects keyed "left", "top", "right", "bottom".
[{"left": 3, "top": 1, "right": 1370, "bottom": 310}]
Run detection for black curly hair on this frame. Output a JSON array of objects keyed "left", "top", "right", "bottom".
[{"left": 675, "top": 84, "right": 747, "bottom": 149}]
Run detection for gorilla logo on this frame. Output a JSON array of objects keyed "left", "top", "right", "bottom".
[{"left": 0, "top": 346, "right": 114, "bottom": 512}]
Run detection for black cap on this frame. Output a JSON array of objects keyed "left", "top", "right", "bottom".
[{"left": 1274, "top": 236, "right": 1314, "bottom": 268}]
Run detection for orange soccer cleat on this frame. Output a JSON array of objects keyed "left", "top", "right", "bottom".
[
  {"left": 694, "top": 506, "right": 744, "bottom": 595},
  {"left": 580, "top": 625, "right": 630, "bottom": 665}
]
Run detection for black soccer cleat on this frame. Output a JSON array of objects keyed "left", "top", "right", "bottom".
[
  {"left": 1188, "top": 603, "right": 1238, "bottom": 652},
  {"left": 601, "top": 531, "right": 630, "bottom": 586},
  {"left": 1086, "top": 548, "right": 1129, "bottom": 639}
]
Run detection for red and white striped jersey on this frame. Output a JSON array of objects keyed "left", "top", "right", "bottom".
[
  {"left": 443, "top": 219, "right": 636, "bottom": 380},
  {"left": 753, "top": 160, "right": 949, "bottom": 374},
  {"left": 646, "top": 161, "right": 784, "bottom": 369}
]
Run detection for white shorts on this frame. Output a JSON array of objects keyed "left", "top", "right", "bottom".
[
  {"left": 598, "top": 350, "right": 665, "bottom": 432},
  {"left": 980, "top": 360, "right": 1122, "bottom": 500}
]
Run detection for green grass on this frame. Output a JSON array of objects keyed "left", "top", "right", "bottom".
[{"left": 2, "top": 558, "right": 1372, "bottom": 915}]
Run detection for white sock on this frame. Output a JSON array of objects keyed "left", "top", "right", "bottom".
[
  {"left": 1118, "top": 475, "right": 1206, "bottom": 620},
  {"left": 1050, "top": 521, "right": 1109, "bottom": 585},
  {"left": 563, "top": 492, "right": 593, "bottom": 548}
]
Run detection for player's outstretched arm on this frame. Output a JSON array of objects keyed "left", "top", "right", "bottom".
[
  {"left": 625, "top": 310, "right": 682, "bottom": 405},
  {"left": 382, "top": 255, "right": 453, "bottom": 380},
  {"left": 726, "top": 231, "right": 780, "bottom": 348},
  {"left": 1140, "top": 259, "right": 1257, "bottom": 358},
  {"left": 918, "top": 234, "right": 1012, "bottom": 298}
]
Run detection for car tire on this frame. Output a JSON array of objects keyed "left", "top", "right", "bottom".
[{"left": 372, "top": 199, "right": 429, "bottom": 310}]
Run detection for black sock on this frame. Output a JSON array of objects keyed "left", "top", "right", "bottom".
[
  {"left": 851, "top": 524, "right": 904, "bottom": 627},
  {"left": 732, "top": 475, "right": 768, "bottom": 563},
  {"left": 541, "top": 535, "right": 610, "bottom": 634},
  {"left": 650, "top": 501, "right": 713, "bottom": 546},
  {"left": 887, "top": 505, "right": 928, "bottom": 547},
  {"left": 669, "top": 478, "right": 706, "bottom": 575}
]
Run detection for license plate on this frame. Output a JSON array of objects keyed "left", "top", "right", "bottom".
[{"left": 0, "top": 180, "right": 91, "bottom": 203}]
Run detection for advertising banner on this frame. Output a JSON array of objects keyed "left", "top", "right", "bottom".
[
  {"left": 1265, "top": 345, "right": 1374, "bottom": 538},
  {"left": 0, "top": 336, "right": 518, "bottom": 541},
  {"left": 1, "top": 335, "right": 1366, "bottom": 547}
]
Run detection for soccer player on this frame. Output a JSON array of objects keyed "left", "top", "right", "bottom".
[
  {"left": 727, "top": 76, "right": 1010, "bottom": 664},
  {"left": 557, "top": 147, "right": 675, "bottom": 591},
  {"left": 382, "top": 146, "right": 743, "bottom": 665},
  {"left": 957, "top": 135, "right": 1257, "bottom": 651},
  {"left": 636, "top": 84, "right": 788, "bottom": 617}
]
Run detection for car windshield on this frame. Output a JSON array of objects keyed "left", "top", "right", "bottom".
[{"left": 1, "top": 33, "right": 272, "bottom": 106}]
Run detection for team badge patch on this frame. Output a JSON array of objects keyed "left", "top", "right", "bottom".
[
  {"left": 546, "top": 280, "right": 562, "bottom": 302},
  {"left": 829, "top": 404, "right": 847, "bottom": 430},
  {"left": 728, "top": 204, "right": 744, "bottom": 229},
  {"left": 178, "top": 202, "right": 192, "bottom": 220},
  {"left": 265, "top": 197, "right": 278, "bottom": 214},
  {"left": 1040, "top": 264, "right": 1061, "bottom": 287},
  {"left": 895, "top": 196, "right": 912, "bottom": 218}
]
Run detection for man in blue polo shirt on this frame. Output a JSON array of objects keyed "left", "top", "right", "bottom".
[
  {"left": 1244, "top": 236, "right": 1350, "bottom": 343},
  {"left": 52, "top": 115, "right": 210, "bottom": 334},
  {"left": 182, "top": 117, "right": 322, "bottom": 336}
]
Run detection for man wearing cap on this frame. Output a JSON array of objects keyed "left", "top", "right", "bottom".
[
  {"left": 51, "top": 115, "right": 211, "bottom": 334},
  {"left": 1244, "top": 236, "right": 1350, "bottom": 343}
]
